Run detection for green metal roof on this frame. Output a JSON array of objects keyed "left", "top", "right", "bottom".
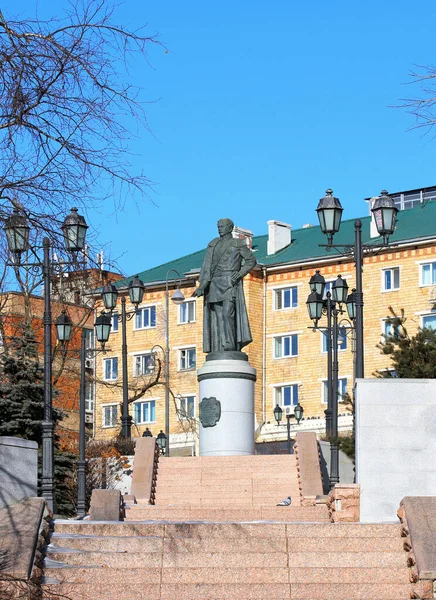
[{"left": 117, "top": 201, "right": 436, "bottom": 287}]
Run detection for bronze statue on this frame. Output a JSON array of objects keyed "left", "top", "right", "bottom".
[{"left": 194, "top": 218, "right": 257, "bottom": 353}]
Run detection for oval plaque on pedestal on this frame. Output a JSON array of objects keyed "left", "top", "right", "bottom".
[{"left": 199, "top": 397, "right": 221, "bottom": 428}]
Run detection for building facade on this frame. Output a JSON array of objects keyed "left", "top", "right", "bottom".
[{"left": 93, "top": 188, "right": 436, "bottom": 451}]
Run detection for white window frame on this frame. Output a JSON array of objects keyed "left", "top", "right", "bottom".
[
  {"left": 273, "top": 285, "right": 298, "bottom": 310},
  {"left": 421, "top": 313, "right": 436, "bottom": 331},
  {"left": 133, "top": 304, "right": 157, "bottom": 330},
  {"left": 178, "top": 394, "right": 196, "bottom": 420},
  {"left": 179, "top": 300, "right": 196, "bottom": 324},
  {"left": 103, "top": 357, "right": 118, "bottom": 381},
  {"left": 179, "top": 347, "right": 196, "bottom": 371},
  {"left": 273, "top": 333, "right": 298, "bottom": 359},
  {"left": 84, "top": 378, "right": 94, "bottom": 413},
  {"left": 272, "top": 382, "right": 300, "bottom": 410},
  {"left": 321, "top": 377, "right": 348, "bottom": 404},
  {"left": 133, "top": 399, "right": 157, "bottom": 424},
  {"left": 419, "top": 261, "right": 436, "bottom": 287},
  {"left": 381, "top": 266, "right": 400, "bottom": 292},
  {"left": 320, "top": 326, "right": 348, "bottom": 353},
  {"left": 133, "top": 352, "right": 154, "bottom": 377},
  {"left": 322, "top": 279, "right": 336, "bottom": 299},
  {"left": 111, "top": 311, "right": 119, "bottom": 333},
  {"left": 102, "top": 403, "right": 118, "bottom": 428},
  {"left": 381, "top": 318, "right": 401, "bottom": 341}
]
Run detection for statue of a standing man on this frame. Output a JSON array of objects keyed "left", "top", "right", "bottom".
[{"left": 194, "top": 218, "right": 257, "bottom": 354}]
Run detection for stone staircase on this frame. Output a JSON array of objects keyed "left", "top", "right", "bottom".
[
  {"left": 125, "top": 454, "right": 330, "bottom": 522},
  {"left": 43, "top": 520, "right": 416, "bottom": 599}
]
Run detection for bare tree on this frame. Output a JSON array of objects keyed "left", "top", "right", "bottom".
[
  {"left": 401, "top": 65, "right": 436, "bottom": 132},
  {"left": 0, "top": 1, "right": 160, "bottom": 246}
]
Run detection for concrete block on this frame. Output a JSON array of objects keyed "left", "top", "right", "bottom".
[{"left": 0, "top": 437, "right": 38, "bottom": 508}]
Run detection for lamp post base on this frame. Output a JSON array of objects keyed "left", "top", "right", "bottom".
[{"left": 197, "top": 357, "right": 256, "bottom": 456}]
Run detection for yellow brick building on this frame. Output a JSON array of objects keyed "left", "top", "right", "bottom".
[{"left": 93, "top": 188, "right": 436, "bottom": 451}]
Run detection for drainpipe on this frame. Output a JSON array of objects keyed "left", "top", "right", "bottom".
[{"left": 262, "top": 266, "right": 268, "bottom": 423}]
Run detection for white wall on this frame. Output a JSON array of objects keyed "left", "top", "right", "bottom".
[{"left": 356, "top": 379, "right": 436, "bottom": 523}]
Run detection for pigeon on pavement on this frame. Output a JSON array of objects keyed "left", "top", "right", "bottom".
[{"left": 276, "top": 496, "right": 292, "bottom": 506}]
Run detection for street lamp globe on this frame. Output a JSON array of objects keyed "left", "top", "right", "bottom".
[
  {"left": 273, "top": 404, "right": 283, "bottom": 426},
  {"left": 309, "top": 270, "right": 326, "bottom": 297},
  {"left": 294, "top": 403, "right": 304, "bottom": 424},
  {"left": 306, "top": 291, "right": 324, "bottom": 324},
  {"left": 157, "top": 430, "right": 167, "bottom": 454},
  {"left": 94, "top": 313, "right": 112, "bottom": 347},
  {"left": 171, "top": 288, "right": 185, "bottom": 304},
  {"left": 4, "top": 209, "right": 30, "bottom": 254},
  {"left": 61, "top": 207, "right": 88, "bottom": 252},
  {"left": 332, "top": 275, "right": 349, "bottom": 304},
  {"left": 128, "top": 275, "right": 145, "bottom": 306},
  {"left": 316, "top": 189, "right": 343, "bottom": 244},
  {"left": 371, "top": 190, "right": 398, "bottom": 243},
  {"left": 346, "top": 288, "right": 357, "bottom": 321},
  {"left": 55, "top": 310, "right": 73, "bottom": 344},
  {"left": 101, "top": 282, "right": 118, "bottom": 311}
]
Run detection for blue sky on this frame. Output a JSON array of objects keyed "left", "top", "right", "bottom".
[{"left": 6, "top": 0, "right": 436, "bottom": 276}]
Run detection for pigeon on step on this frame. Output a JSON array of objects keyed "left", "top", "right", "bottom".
[{"left": 276, "top": 496, "right": 292, "bottom": 506}]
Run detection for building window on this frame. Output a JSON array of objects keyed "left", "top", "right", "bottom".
[
  {"left": 111, "top": 312, "right": 119, "bottom": 333},
  {"left": 134, "top": 353, "right": 154, "bottom": 377},
  {"left": 135, "top": 306, "right": 156, "bottom": 329},
  {"left": 84, "top": 378, "right": 94, "bottom": 412},
  {"left": 274, "top": 286, "right": 298, "bottom": 310},
  {"left": 322, "top": 378, "right": 347, "bottom": 404},
  {"left": 178, "top": 395, "right": 195, "bottom": 419},
  {"left": 84, "top": 328, "right": 94, "bottom": 349},
  {"left": 383, "top": 319, "right": 401, "bottom": 341},
  {"left": 274, "top": 334, "right": 298, "bottom": 358},
  {"left": 134, "top": 400, "right": 156, "bottom": 424},
  {"left": 103, "top": 357, "right": 118, "bottom": 381},
  {"left": 275, "top": 384, "right": 299, "bottom": 408},
  {"left": 382, "top": 267, "right": 400, "bottom": 291},
  {"left": 423, "top": 314, "right": 436, "bottom": 330},
  {"left": 421, "top": 262, "right": 436, "bottom": 286},
  {"left": 102, "top": 404, "right": 118, "bottom": 428},
  {"left": 179, "top": 301, "right": 196, "bottom": 323},
  {"left": 322, "top": 327, "right": 348, "bottom": 352},
  {"left": 180, "top": 348, "right": 196, "bottom": 370}
]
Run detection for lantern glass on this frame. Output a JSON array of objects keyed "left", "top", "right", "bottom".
[
  {"left": 102, "top": 283, "right": 118, "bottom": 311},
  {"left": 273, "top": 404, "right": 283, "bottom": 425},
  {"left": 171, "top": 288, "right": 185, "bottom": 305},
  {"left": 157, "top": 430, "right": 167, "bottom": 451},
  {"left": 294, "top": 403, "right": 304, "bottom": 424},
  {"left": 94, "top": 313, "right": 112, "bottom": 345},
  {"left": 309, "top": 270, "right": 326, "bottom": 297},
  {"left": 4, "top": 210, "right": 30, "bottom": 254},
  {"left": 316, "top": 189, "right": 343, "bottom": 237},
  {"left": 332, "top": 275, "right": 349, "bottom": 304},
  {"left": 371, "top": 190, "right": 398, "bottom": 239},
  {"left": 55, "top": 311, "right": 73, "bottom": 343},
  {"left": 62, "top": 207, "right": 88, "bottom": 252},
  {"left": 346, "top": 289, "right": 357, "bottom": 321},
  {"left": 128, "top": 275, "right": 145, "bottom": 306},
  {"left": 306, "top": 291, "right": 324, "bottom": 322}
]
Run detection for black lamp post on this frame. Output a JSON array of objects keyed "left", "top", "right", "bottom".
[
  {"left": 316, "top": 189, "right": 398, "bottom": 380},
  {"left": 4, "top": 207, "right": 88, "bottom": 513},
  {"left": 157, "top": 430, "right": 167, "bottom": 455},
  {"left": 101, "top": 275, "right": 145, "bottom": 440},
  {"left": 273, "top": 404, "right": 283, "bottom": 426},
  {"left": 307, "top": 272, "right": 347, "bottom": 489},
  {"left": 274, "top": 403, "right": 304, "bottom": 453}
]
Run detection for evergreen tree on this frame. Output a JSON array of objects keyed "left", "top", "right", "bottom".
[
  {"left": 0, "top": 322, "right": 76, "bottom": 515},
  {"left": 377, "top": 310, "right": 436, "bottom": 378},
  {"left": 0, "top": 324, "right": 45, "bottom": 440}
]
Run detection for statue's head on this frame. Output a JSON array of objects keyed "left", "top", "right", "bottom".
[{"left": 217, "top": 218, "right": 234, "bottom": 236}]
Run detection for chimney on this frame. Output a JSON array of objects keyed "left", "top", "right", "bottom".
[
  {"left": 267, "top": 220, "right": 292, "bottom": 255},
  {"left": 232, "top": 226, "right": 254, "bottom": 249},
  {"left": 368, "top": 197, "right": 379, "bottom": 238}
]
